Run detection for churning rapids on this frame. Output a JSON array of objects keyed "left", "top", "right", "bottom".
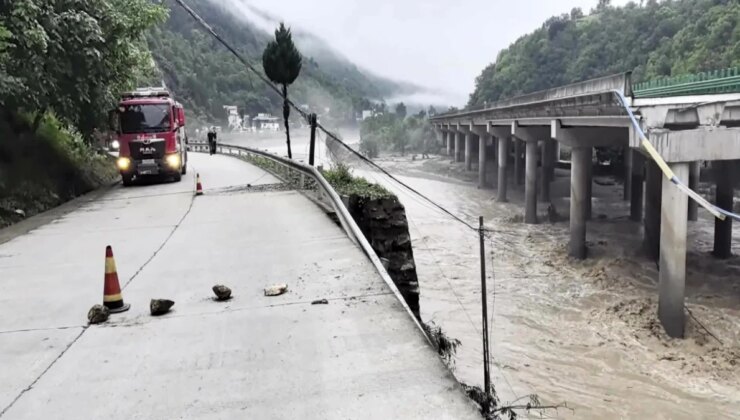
[{"left": 222, "top": 129, "right": 739, "bottom": 419}]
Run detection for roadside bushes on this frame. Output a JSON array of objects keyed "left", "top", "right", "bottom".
[
  {"left": 321, "top": 163, "right": 392, "bottom": 199},
  {"left": 0, "top": 112, "right": 117, "bottom": 227}
]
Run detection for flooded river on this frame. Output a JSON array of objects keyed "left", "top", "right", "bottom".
[{"left": 222, "top": 129, "right": 740, "bottom": 419}]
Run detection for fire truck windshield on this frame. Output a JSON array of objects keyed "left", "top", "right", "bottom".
[{"left": 120, "top": 104, "right": 171, "bottom": 134}]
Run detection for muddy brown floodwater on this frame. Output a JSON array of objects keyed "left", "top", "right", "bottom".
[
  {"left": 223, "top": 131, "right": 739, "bottom": 419},
  {"left": 360, "top": 156, "right": 740, "bottom": 420}
]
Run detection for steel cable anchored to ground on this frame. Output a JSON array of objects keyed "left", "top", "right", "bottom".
[
  {"left": 171, "top": 0, "right": 486, "bottom": 234},
  {"left": 613, "top": 90, "right": 740, "bottom": 222}
]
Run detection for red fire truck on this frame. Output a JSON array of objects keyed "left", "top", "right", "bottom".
[{"left": 110, "top": 88, "right": 188, "bottom": 186}]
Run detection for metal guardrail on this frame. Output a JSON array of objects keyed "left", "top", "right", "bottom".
[
  {"left": 633, "top": 68, "right": 740, "bottom": 98},
  {"left": 188, "top": 141, "right": 428, "bottom": 334}
]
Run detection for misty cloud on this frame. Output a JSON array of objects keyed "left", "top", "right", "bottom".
[{"left": 207, "top": 0, "right": 632, "bottom": 107}]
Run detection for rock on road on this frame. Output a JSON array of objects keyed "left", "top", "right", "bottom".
[{"left": 0, "top": 152, "right": 478, "bottom": 419}]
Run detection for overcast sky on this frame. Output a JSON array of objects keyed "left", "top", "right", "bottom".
[{"left": 238, "top": 0, "right": 632, "bottom": 105}]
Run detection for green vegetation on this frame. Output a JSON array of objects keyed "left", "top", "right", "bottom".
[
  {"left": 0, "top": 0, "right": 167, "bottom": 138},
  {"left": 360, "top": 107, "right": 436, "bottom": 158},
  {"left": 149, "top": 0, "right": 405, "bottom": 127},
  {"left": 0, "top": 0, "right": 165, "bottom": 225},
  {"left": 0, "top": 114, "right": 118, "bottom": 227},
  {"left": 322, "top": 164, "right": 393, "bottom": 199},
  {"left": 263, "top": 23, "right": 303, "bottom": 158},
  {"left": 469, "top": 0, "right": 740, "bottom": 106}
]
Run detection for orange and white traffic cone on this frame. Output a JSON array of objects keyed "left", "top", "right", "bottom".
[
  {"left": 103, "top": 245, "right": 130, "bottom": 313},
  {"left": 195, "top": 173, "right": 203, "bottom": 196}
]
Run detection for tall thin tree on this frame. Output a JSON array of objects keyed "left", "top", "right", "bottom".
[{"left": 262, "top": 23, "right": 302, "bottom": 158}]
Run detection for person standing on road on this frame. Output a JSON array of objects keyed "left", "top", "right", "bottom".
[{"left": 207, "top": 126, "right": 217, "bottom": 155}]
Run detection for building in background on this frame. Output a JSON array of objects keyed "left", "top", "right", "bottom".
[
  {"left": 252, "top": 113, "right": 280, "bottom": 131},
  {"left": 223, "top": 105, "right": 242, "bottom": 131}
]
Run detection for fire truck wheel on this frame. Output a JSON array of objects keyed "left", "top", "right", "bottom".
[
  {"left": 173, "top": 172, "right": 182, "bottom": 182},
  {"left": 121, "top": 174, "right": 134, "bottom": 187},
  {"left": 181, "top": 163, "right": 187, "bottom": 175}
]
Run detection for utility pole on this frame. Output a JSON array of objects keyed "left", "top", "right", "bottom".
[
  {"left": 309, "top": 113, "right": 317, "bottom": 166},
  {"left": 479, "top": 216, "right": 492, "bottom": 404}
]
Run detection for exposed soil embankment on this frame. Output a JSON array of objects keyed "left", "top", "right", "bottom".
[
  {"left": 343, "top": 195, "right": 421, "bottom": 318},
  {"left": 322, "top": 164, "right": 421, "bottom": 318},
  {"left": 0, "top": 113, "right": 118, "bottom": 228}
]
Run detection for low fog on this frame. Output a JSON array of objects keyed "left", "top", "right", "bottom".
[{"left": 210, "top": 0, "right": 632, "bottom": 107}]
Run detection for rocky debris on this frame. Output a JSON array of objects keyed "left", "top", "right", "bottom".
[
  {"left": 212, "top": 284, "right": 232, "bottom": 301},
  {"left": 311, "top": 298, "right": 329, "bottom": 305},
  {"left": 87, "top": 304, "right": 109, "bottom": 324},
  {"left": 150, "top": 299, "right": 175, "bottom": 316},
  {"left": 264, "top": 284, "right": 288, "bottom": 296}
]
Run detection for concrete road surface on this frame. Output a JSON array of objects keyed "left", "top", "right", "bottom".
[{"left": 0, "top": 153, "right": 478, "bottom": 419}]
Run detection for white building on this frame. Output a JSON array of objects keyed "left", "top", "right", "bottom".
[
  {"left": 252, "top": 113, "right": 280, "bottom": 131},
  {"left": 223, "top": 105, "right": 243, "bottom": 131}
]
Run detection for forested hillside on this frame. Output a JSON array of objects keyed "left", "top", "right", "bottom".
[
  {"left": 149, "top": 0, "right": 408, "bottom": 126},
  {"left": 469, "top": 0, "right": 740, "bottom": 106}
]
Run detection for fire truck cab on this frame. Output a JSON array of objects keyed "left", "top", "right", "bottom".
[{"left": 110, "top": 88, "right": 188, "bottom": 186}]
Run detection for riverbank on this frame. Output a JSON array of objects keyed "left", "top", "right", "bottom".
[
  {"left": 0, "top": 114, "right": 118, "bottom": 228},
  {"left": 365, "top": 153, "right": 739, "bottom": 419}
]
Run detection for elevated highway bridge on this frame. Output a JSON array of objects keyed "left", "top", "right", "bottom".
[{"left": 430, "top": 71, "right": 740, "bottom": 338}]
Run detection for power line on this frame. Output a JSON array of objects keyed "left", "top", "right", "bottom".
[{"left": 170, "top": 0, "right": 481, "bottom": 233}]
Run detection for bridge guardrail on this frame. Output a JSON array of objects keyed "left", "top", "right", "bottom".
[
  {"left": 633, "top": 68, "right": 740, "bottom": 98},
  {"left": 430, "top": 72, "right": 632, "bottom": 120},
  {"left": 188, "top": 141, "right": 427, "bottom": 334}
]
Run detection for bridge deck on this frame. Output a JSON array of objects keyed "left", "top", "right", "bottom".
[{"left": 0, "top": 153, "right": 477, "bottom": 419}]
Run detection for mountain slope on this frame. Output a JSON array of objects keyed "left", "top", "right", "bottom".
[
  {"left": 469, "top": 0, "right": 740, "bottom": 106},
  {"left": 147, "top": 0, "right": 409, "bottom": 125}
]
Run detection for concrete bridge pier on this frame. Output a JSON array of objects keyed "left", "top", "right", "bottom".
[
  {"left": 497, "top": 136, "right": 509, "bottom": 202},
  {"left": 454, "top": 126, "right": 465, "bottom": 163},
  {"left": 688, "top": 162, "right": 700, "bottom": 221},
  {"left": 512, "top": 123, "right": 549, "bottom": 224},
  {"left": 489, "top": 125, "right": 512, "bottom": 202},
  {"left": 465, "top": 133, "right": 475, "bottom": 171},
  {"left": 630, "top": 150, "right": 645, "bottom": 222},
  {"left": 471, "top": 125, "right": 490, "bottom": 188},
  {"left": 623, "top": 147, "right": 632, "bottom": 201},
  {"left": 478, "top": 134, "right": 487, "bottom": 186},
  {"left": 548, "top": 139, "right": 558, "bottom": 179},
  {"left": 445, "top": 130, "right": 452, "bottom": 156},
  {"left": 569, "top": 147, "right": 591, "bottom": 259},
  {"left": 514, "top": 139, "right": 524, "bottom": 185},
  {"left": 713, "top": 160, "right": 734, "bottom": 259},
  {"left": 658, "top": 162, "right": 689, "bottom": 338},
  {"left": 644, "top": 160, "right": 662, "bottom": 261},
  {"left": 550, "top": 120, "right": 627, "bottom": 258},
  {"left": 586, "top": 149, "right": 593, "bottom": 219},
  {"left": 540, "top": 139, "right": 554, "bottom": 202},
  {"left": 489, "top": 136, "right": 499, "bottom": 187},
  {"left": 524, "top": 141, "right": 539, "bottom": 223}
]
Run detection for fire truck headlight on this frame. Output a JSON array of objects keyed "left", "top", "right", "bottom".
[
  {"left": 166, "top": 153, "right": 181, "bottom": 169},
  {"left": 116, "top": 157, "right": 131, "bottom": 171},
  {"left": 111, "top": 140, "right": 120, "bottom": 150}
]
